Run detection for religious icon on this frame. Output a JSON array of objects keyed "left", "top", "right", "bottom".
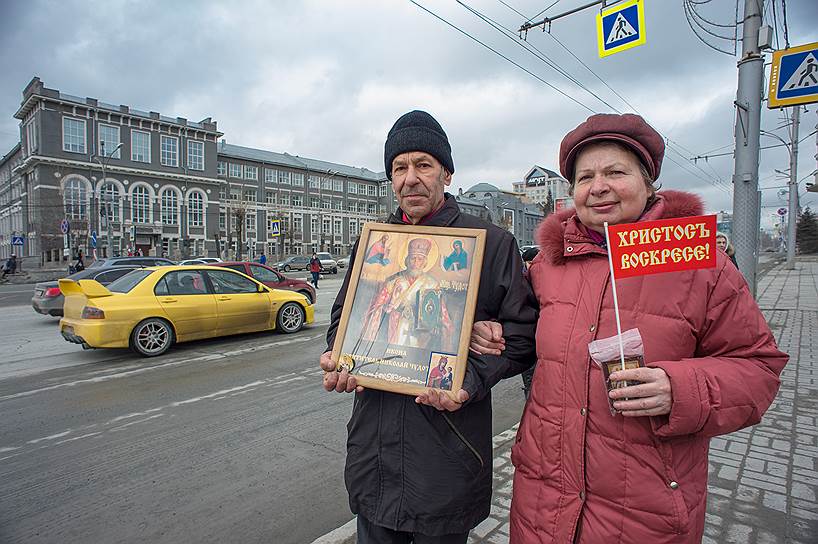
[{"left": 330, "top": 223, "right": 485, "bottom": 397}]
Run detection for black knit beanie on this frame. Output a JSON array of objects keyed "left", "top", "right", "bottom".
[{"left": 384, "top": 110, "right": 455, "bottom": 180}]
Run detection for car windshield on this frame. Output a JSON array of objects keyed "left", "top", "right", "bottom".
[
  {"left": 317, "top": 253, "right": 332, "bottom": 259},
  {"left": 107, "top": 269, "right": 152, "bottom": 293}
]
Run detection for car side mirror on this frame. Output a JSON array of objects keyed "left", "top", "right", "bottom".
[{"left": 258, "top": 284, "right": 267, "bottom": 293}]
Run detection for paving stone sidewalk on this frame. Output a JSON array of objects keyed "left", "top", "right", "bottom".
[{"left": 470, "top": 257, "right": 818, "bottom": 544}]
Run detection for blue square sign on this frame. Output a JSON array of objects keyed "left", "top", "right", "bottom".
[
  {"left": 769, "top": 41, "right": 818, "bottom": 108},
  {"left": 597, "top": 0, "right": 646, "bottom": 58}
]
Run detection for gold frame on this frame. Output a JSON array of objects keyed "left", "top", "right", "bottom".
[{"left": 330, "top": 223, "right": 486, "bottom": 397}]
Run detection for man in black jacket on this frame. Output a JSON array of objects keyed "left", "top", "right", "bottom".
[{"left": 320, "top": 110, "right": 537, "bottom": 543}]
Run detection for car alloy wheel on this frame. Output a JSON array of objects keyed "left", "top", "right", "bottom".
[
  {"left": 276, "top": 302, "right": 305, "bottom": 333},
  {"left": 131, "top": 318, "right": 173, "bottom": 357},
  {"left": 283, "top": 265, "right": 290, "bottom": 272}
]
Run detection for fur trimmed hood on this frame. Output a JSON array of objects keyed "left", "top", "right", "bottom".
[{"left": 536, "top": 189, "right": 705, "bottom": 265}]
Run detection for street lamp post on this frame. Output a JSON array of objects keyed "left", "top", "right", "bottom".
[
  {"left": 761, "top": 117, "right": 800, "bottom": 270},
  {"left": 94, "top": 141, "right": 123, "bottom": 258}
]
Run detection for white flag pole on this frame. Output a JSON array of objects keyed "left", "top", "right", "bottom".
[{"left": 603, "top": 222, "right": 626, "bottom": 371}]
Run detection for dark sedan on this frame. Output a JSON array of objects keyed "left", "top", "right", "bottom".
[
  {"left": 210, "top": 261, "right": 316, "bottom": 304},
  {"left": 32, "top": 265, "right": 143, "bottom": 316}
]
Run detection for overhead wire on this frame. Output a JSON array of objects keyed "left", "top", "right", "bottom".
[
  {"left": 682, "top": 0, "right": 736, "bottom": 55},
  {"left": 408, "top": 1, "right": 596, "bottom": 114},
  {"left": 488, "top": 0, "right": 732, "bottom": 191}
]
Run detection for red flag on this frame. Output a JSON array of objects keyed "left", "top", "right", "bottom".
[{"left": 607, "top": 215, "right": 717, "bottom": 279}]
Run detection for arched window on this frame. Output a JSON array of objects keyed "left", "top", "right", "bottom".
[
  {"left": 188, "top": 192, "right": 204, "bottom": 227},
  {"left": 64, "top": 178, "right": 87, "bottom": 220},
  {"left": 161, "top": 189, "right": 178, "bottom": 225},
  {"left": 100, "top": 182, "right": 120, "bottom": 222},
  {"left": 132, "top": 185, "right": 151, "bottom": 224}
]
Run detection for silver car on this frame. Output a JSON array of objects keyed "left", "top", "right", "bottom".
[{"left": 32, "top": 266, "right": 143, "bottom": 317}]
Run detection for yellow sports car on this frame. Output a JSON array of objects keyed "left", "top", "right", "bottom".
[{"left": 59, "top": 265, "right": 314, "bottom": 357}]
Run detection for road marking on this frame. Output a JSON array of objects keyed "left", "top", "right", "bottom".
[{"left": 0, "top": 333, "right": 325, "bottom": 401}]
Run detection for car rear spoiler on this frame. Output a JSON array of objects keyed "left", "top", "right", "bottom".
[{"left": 58, "top": 279, "right": 113, "bottom": 298}]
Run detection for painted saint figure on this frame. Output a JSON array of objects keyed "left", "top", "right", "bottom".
[
  {"left": 361, "top": 237, "right": 452, "bottom": 349},
  {"left": 427, "top": 356, "right": 449, "bottom": 388},
  {"left": 365, "top": 234, "right": 391, "bottom": 266},
  {"left": 443, "top": 239, "right": 468, "bottom": 271}
]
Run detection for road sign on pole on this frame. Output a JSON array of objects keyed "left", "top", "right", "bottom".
[
  {"left": 596, "top": 0, "right": 646, "bottom": 58},
  {"left": 60, "top": 219, "right": 70, "bottom": 234},
  {"left": 777, "top": 207, "right": 788, "bottom": 216},
  {"left": 11, "top": 235, "right": 24, "bottom": 246},
  {"left": 269, "top": 220, "right": 281, "bottom": 237},
  {"left": 768, "top": 41, "right": 818, "bottom": 108},
  {"left": 90, "top": 230, "right": 97, "bottom": 249}
]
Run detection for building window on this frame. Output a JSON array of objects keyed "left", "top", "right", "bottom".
[
  {"left": 187, "top": 140, "right": 204, "bottom": 170},
  {"left": 131, "top": 130, "right": 151, "bottom": 163},
  {"left": 334, "top": 219, "right": 342, "bottom": 234},
  {"left": 278, "top": 170, "right": 291, "bottom": 185},
  {"left": 350, "top": 220, "right": 358, "bottom": 237},
  {"left": 266, "top": 191, "right": 276, "bottom": 204},
  {"left": 265, "top": 168, "right": 277, "bottom": 183},
  {"left": 161, "top": 189, "right": 178, "bottom": 225},
  {"left": 245, "top": 212, "right": 256, "bottom": 233},
  {"left": 280, "top": 193, "right": 290, "bottom": 206},
  {"left": 25, "top": 120, "right": 37, "bottom": 155},
  {"left": 332, "top": 200, "right": 343, "bottom": 211},
  {"left": 245, "top": 165, "right": 258, "bottom": 180},
  {"left": 188, "top": 192, "right": 204, "bottom": 227},
  {"left": 63, "top": 178, "right": 88, "bottom": 219},
  {"left": 98, "top": 124, "right": 121, "bottom": 158},
  {"left": 310, "top": 216, "right": 319, "bottom": 236},
  {"left": 218, "top": 184, "right": 227, "bottom": 200},
  {"left": 62, "top": 117, "right": 86, "bottom": 154},
  {"left": 292, "top": 214, "right": 302, "bottom": 234},
  {"left": 230, "top": 189, "right": 240, "bottom": 201},
  {"left": 229, "top": 163, "right": 242, "bottom": 178},
  {"left": 323, "top": 217, "right": 332, "bottom": 234},
  {"left": 100, "top": 182, "right": 120, "bottom": 222},
  {"left": 322, "top": 199, "right": 332, "bottom": 210},
  {"left": 292, "top": 195, "right": 302, "bottom": 207},
  {"left": 367, "top": 185, "right": 376, "bottom": 196},
  {"left": 219, "top": 212, "right": 226, "bottom": 230},
  {"left": 368, "top": 203, "right": 376, "bottom": 215},
  {"left": 160, "top": 135, "right": 178, "bottom": 167},
  {"left": 379, "top": 184, "right": 387, "bottom": 197},
  {"left": 348, "top": 182, "right": 357, "bottom": 195},
  {"left": 309, "top": 175, "right": 320, "bottom": 189},
  {"left": 321, "top": 178, "right": 331, "bottom": 191},
  {"left": 292, "top": 173, "right": 304, "bottom": 186},
  {"left": 333, "top": 179, "right": 343, "bottom": 192},
  {"left": 131, "top": 185, "right": 151, "bottom": 223},
  {"left": 217, "top": 161, "right": 227, "bottom": 176},
  {"left": 244, "top": 189, "right": 256, "bottom": 202},
  {"left": 310, "top": 197, "right": 320, "bottom": 209}
]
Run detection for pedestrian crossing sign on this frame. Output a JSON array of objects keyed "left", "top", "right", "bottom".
[
  {"left": 269, "top": 220, "right": 281, "bottom": 237},
  {"left": 768, "top": 41, "right": 818, "bottom": 108},
  {"left": 597, "top": 0, "right": 646, "bottom": 58}
]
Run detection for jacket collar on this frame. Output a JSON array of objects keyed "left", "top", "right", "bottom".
[
  {"left": 537, "top": 190, "right": 706, "bottom": 265},
  {"left": 388, "top": 193, "right": 461, "bottom": 227}
]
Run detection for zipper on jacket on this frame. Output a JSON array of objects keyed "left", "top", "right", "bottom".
[{"left": 442, "top": 413, "right": 484, "bottom": 470}]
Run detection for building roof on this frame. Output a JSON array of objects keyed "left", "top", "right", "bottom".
[
  {"left": 465, "top": 182, "right": 502, "bottom": 193},
  {"left": 524, "top": 165, "right": 563, "bottom": 181},
  {"left": 218, "top": 142, "right": 386, "bottom": 182}
]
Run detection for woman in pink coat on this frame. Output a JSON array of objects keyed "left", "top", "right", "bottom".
[{"left": 471, "top": 113, "right": 788, "bottom": 543}]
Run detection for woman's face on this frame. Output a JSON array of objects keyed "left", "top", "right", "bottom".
[
  {"left": 573, "top": 142, "right": 652, "bottom": 233},
  {"left": 716, "top": 236, "right": 727, "bottom": 251}
]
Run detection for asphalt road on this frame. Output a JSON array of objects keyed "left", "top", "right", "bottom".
[{"left": 0, "top": 273, "right": 527, "bottom": 544}]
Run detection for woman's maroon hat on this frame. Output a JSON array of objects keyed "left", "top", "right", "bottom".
[{"left": 559, "top": 113, "right": 665, "bottom": 181}]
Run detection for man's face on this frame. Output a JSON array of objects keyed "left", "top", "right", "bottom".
[
  {"left": 406, "top": 253, "right": 427, "bottom": 275},
  {"left": 391, "top": 152, "right": 451, "bottom": 223}
]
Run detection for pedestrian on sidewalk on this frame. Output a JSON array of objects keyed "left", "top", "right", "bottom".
[
  {"left": 2, "top": 254, "right": 17, "bottom": 279},
  {"left": 309, "top": 253, "right": 322, "bottom": 289},
  {"left": 319, "top": 110, "right": 537, "bottom": 543},
  {"left": 470, "top": 113, "right": 788, "bottom": 544},
  {"left": 258, "top": 253, "right": 267, "bottom": 265},
  {"left": 716, "top": 232, "right": 738, "bottom": 268}
]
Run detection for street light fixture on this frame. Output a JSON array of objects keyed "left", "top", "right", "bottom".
[{"left": 94, "top": 141, "right": 123, "bottom": 258}]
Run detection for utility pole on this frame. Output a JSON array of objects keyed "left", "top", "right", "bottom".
[
  {"left": 95, "top": 141, "right": 122, "bottom": 259},
  {"left": 730, "top": 0, "right": 764, "bottom": 296},
  {"left": 786, "top": 106, "right": 800, "bottom": 269}
]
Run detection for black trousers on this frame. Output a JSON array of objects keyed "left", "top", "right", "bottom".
[{"left": 356, "top": 516, "right": 469, "bottom": 544}]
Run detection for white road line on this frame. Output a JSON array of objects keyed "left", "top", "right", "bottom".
[{"left": 0, "top": 333, "right": 325, "bottom": 402}]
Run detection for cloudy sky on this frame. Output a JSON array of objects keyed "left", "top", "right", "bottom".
[{"left": 2, "top": 0, "right": 817, "bottom": 227}]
